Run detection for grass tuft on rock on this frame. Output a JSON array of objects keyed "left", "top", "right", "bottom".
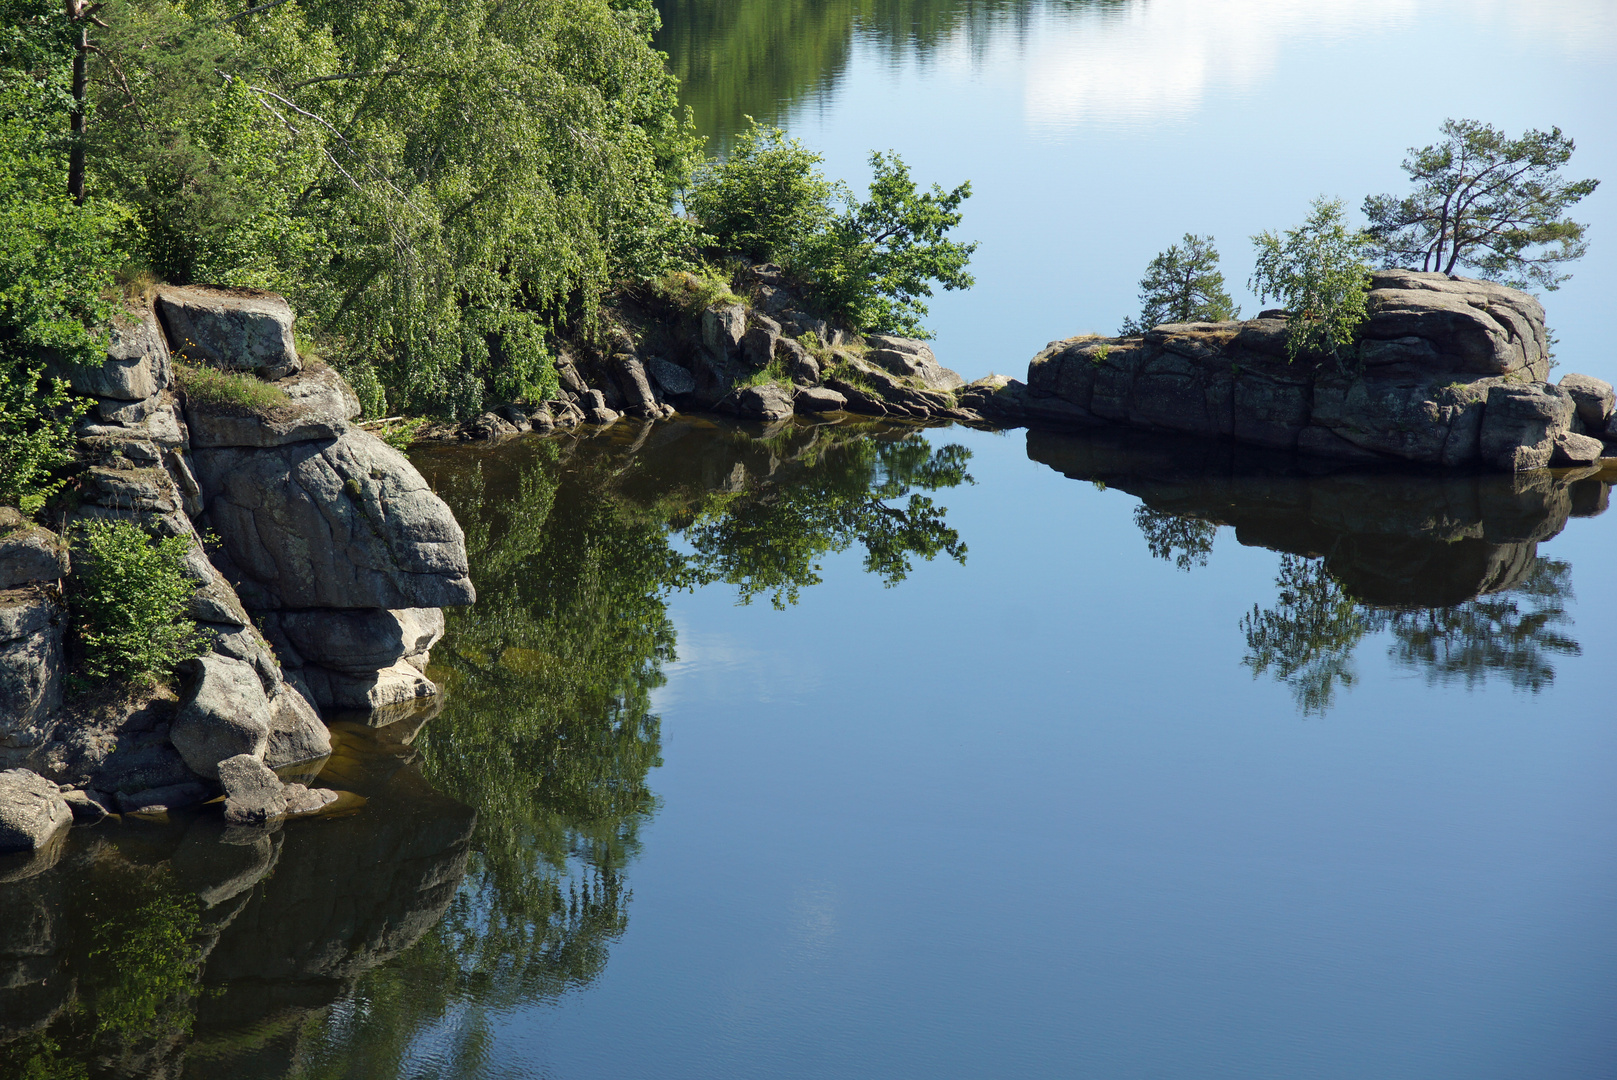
[{"left": 174, "top": 362, "right": 290, "bottom": 415}]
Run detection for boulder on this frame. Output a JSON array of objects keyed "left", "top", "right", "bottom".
[
  {"left": 170, "top": 654, "right": 272, "bottom": 779},
  {"left": 1551, "top": 431, "right": 1606, "bottom": 466},
  {"left": 61, "top": 789, "right": 109, "bottom": 824},
  {"left": 612, "top": 354, "right": 665, "bottom": 417},
  {"left": 719, "top": 383, "right": 795, "bottom": 421},
  {"left": 218, "top": 754, "right": 287, "bottom": 826},
  {"left": 184, "top": 363, "right": 360, "bottom": 448},
  {"left": 1361, "top": 270, "right": 1546, "bottom": 375},
  {"left": 155, "top": 285, "right": 302, "bottom": 380},
  {"left": 462, "top": 412, "right": 521, "bottom": 441},
  {"left": 76, "top": 394, "right": 188, "bottom": 448},
  {"left": 193, "top": 427, "right": 475, "bottom": 610},
  {"left": 272, "top": 607, "right": 443, "bottom": 673},
  {"left": 265, "top": 683, "right": 331, "bottom": 767},
  {"left": 794, "top": 386, "right": 847, "bottom": 413},
  {"left": 47, "top": 307, "right": 170, "bottom": 400},
  {"left": 579, "top": 389, "right": 621, "bottom": 425},
  {"left": 777, "top": 338, "right": 820, "bottom": 384},
  {"left": 1559, "top": 373, "right": 1615, "bottom": 430},
  {"left": 299, "top": 659, "right": 438, "bottom": 711},
  {"left": 0, "top": 514, "right": 68, "bottom": 589},
  {"left": 646, "top": 357, "right": 696, "bottom": 398},
  {"left": 282, "top": 783, "right": 341, "bottom": 815},
  {"left": 0, "top": 771, "right": 71, "bottom": 854},
  {"left": 701, "top": 303, "right": 748, "bottom": 359},
  {"left": 865, "top": 334, "right": 967, "bottom": 391},
  {"left": 742, "top": 315, "right": 781, "bottom": 369},
  {"left": 1479, "top": 383, "right": 1574, "bottom": 471},
  {"left": 0, "top": 588, "right": 64, "bottom": 768}
]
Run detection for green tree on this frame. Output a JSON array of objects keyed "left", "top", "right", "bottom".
[
  {"left": 0, "top": 68, "right": 121, "bottom": 511},
  {"left": 1118, "top": 233, "right": 1238, "bottom": 335},
  {"left": 1249, "top": 197, "right": 1372, "bottom": 365},
  {"left": 70, "top": 518, "right": 206, "bottom": 685},
  {"left": 686, "top": 118, "right": 837, "bottom": 263},
  {"left": 795, "top": 150, "right": 976, "bottom": 337},
  {"left": 1362, "top": 119, "right": 1599, "bottom": 291}
]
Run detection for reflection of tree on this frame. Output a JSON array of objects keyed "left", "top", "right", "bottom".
[
  {"left": 1379, "top": 559, "right": 1580, "bottom": 691},
  {"left": 656, "top": 0, "right": 1120, "bottom": 147},
  {"left": 1133, "top": 506, "right": 1217, "bottom": 571},
  {"left": 1243, "top": 553, "right": 1581, "bottom": 716},
  {"left": 1242, "top": 555, "right": 1369, "bottom": 716},
  {"left": 686, "top": 433, "right": 972, "bottom": 607}
]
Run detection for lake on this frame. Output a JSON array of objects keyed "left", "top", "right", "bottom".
[{"left": 5, "top": 2, "right": 1615, "bottom": 1077}]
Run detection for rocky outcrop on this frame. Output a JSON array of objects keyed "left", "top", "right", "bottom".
[
  {"left": 7, "top": 284, "right": 473, "bottom": 836},
  {"left": 982, "top": 270, "right": 1613, "bottom": 472}
]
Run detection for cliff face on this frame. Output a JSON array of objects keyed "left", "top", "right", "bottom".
[
  {"left": 0, "top": 286, "right": 474, "bottom": 846},
  {"left": 980, "top": 270, "right": 1616, "bottom": 471}
]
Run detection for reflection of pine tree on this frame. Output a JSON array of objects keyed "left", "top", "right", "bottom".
[
  {"left": 1379, "top": 558, "right": 1580, "bottom": 691},
  {"left": 1242, "top": 555, "right": 1369, "bottom": 716},
  {"left": 1133, "top": 506, "right": 1218, "bottom": 571}
]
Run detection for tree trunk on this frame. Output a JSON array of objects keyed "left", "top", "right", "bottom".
[{"left": 68, "top": 25, "right": 87, "bottom": 204}]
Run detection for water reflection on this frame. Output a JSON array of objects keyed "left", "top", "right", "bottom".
[
  {"left": 654, "top": 0, "right": 1125, "bottom": 147},
  {"left": 0, "top": 419, "right": 974, "bottom": 1077},
  {"left": 1026, "top": 425, "right": 1604, "bottom": 715}
]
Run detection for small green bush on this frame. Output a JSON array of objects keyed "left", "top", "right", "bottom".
[
  {"left": 173, "top": 362, "right": 290, "bottom": 414},
  {"left": 71, "top": 519, "right": 206, "bottom": 686},
  {"left": 686, "top": 121, "right": 837, "bottom": 263}
]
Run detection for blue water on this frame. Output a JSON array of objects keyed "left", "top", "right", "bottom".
[{"left": 455, "top": 424, "right": 1617, "bottom": 1079}]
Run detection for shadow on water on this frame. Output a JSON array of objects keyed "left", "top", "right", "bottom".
[
  {"left": 1026, "top": 425, "right": 1605, "bottom": 716},
  {"left": 0, "top": 417, "right": 973, "bottom": 1079},
  {"left": 654, "top": 0, "right": 1129, "bottom": 148}
]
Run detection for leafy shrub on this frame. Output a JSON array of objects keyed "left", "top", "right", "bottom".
[
  {"left": 71, "top": 518, "right": 206, "bottom": 686},
  {"left": 1249, "top": 197, "right": 1372, "bottom": 364},
  {"left": 686, "top": 121, "right": 837, "bottom": 263},
  {"left": 173, "top": 362, "right": 291, "bottom": 414}
]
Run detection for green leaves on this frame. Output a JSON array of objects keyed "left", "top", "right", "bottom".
[
  {"left": 1118, "top": 233, "right": 1238, "bottom": 336},
  {"left": 796, "top": 151, "right": 976, "bottom": 338},
  {"left": 70, "top": 518, "right": 207, "bottom": 686},
  {"left": 1362, "top": 119, "right": 1599, "bottom": 292},
  {"left": 1249, "top": 197, "right": 1371, "bottom": 366},
  {"left": 685, "top": 119, "right": 837, "bottom": 263}
]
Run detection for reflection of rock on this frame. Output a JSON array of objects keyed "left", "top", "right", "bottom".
[{"left": 1025, "top": 425, "right": 1603, "bottom": 607}]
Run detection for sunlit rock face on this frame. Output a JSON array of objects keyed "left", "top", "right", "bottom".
[{"left": 992, "top": 272, "right": 1611, "bottom": 472}]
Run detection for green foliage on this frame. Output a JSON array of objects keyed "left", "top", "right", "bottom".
[
  {"left": 2, "top": 0, "right": 702, "bottom": 419},
  {"left": 685, "top": 119, "right": 836, "bottom": 262},
  {"left": 735, "top": 358, "right": 789, "bottom": 388},
  {"left": 70, "top": 518, "right": 206, "bottom": 685},
  {"left": 373, "top": 417, "right": 426, "bottom": 452},
  {"left": 1249, "top": 197, "right": 1372, "bottom": 365},
  {"left": 649, "top": 264, "right": 745, "bottom": 318},
  {"left": 0, "top": 69, "right": 122, "bottom": 511},
  {"left": 173, "top": 361, "right": 290, "bottom": 414},
  {"left": 1242, "top": 554, "right": 1369, "bottom": 716},
  {"left": 1118, "top": 233, "right": 1238, "bottom": 335},
  {"left": 794, "top": 151, "right": 975, "bottom": 337},
  {"left": 1362, "top": 119, "right": 1599, "bottom": 291}
]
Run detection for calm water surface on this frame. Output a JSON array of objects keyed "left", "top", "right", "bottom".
[{"left": 6, "top": 2, "right": 1617, "bottom": 1077}]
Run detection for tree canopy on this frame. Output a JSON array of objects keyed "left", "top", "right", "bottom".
[
  {"left": 1362, "top": 119, "right": 1598, "bottom": 292},
  {"left": 1249, "top": 197, "right": 1372, "bottom": 365}
]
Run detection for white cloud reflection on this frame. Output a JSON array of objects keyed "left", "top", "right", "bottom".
[{"left": 1012, "top": 0, "right": 1615, "bottom": 134}]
